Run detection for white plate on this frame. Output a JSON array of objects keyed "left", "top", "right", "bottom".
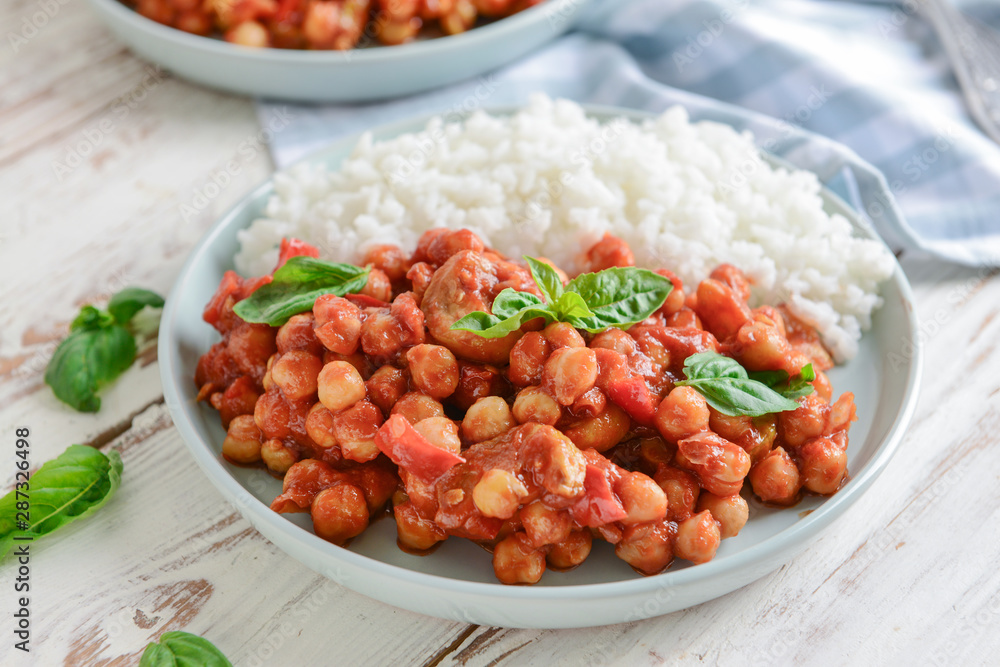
[
  {"left": 84, "top": 0, "right": 590, "bottom": 102},
  {"left": 158, "top": 106, "right": 922, "bottom": 628}
]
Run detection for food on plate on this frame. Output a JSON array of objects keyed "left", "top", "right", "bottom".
[
  {"left": 125, "top": 0, "right": 544, "bottom": 50},
  {"left": 195, "top": 229, "right": 859, "bottom": 584},
  {"left": 238, "top": 96, "right": 895, "bottom": 361}
]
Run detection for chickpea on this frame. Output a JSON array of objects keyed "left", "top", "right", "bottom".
[
  {"left": 225, "top": 20, "right": 270, "bottom": 47},
  {"left": 313, "top": 295, "right": 362, "bottom": 355},
  {"left": 778, "top": 394, "right": 829, "bottom": 448},
  {"left": 452, "top": 362, "right": 508, "bottom": 411},
  {"left": 512, "top": 386, "right": 561, "bottom": 426},
  {"left": 812, "top": 371, "right": 833, "bottom": 403},
  {"left": 562, "top": 403, "right": 630, "bottom": 452},
  {"left": 440, "top": 0, "right": 476, "bottom": 35},
  {"left": 254, "top": 389, "right": 291, "bottom": 441},
  {"left": 270, "top": 350, "right": 323, "bottom": 401},
  {"left": 829, "top": 392, "right": 856, "bottom": 433},
  {"left": 542, "top": 347, "right": 598, "bottom": 406},
  {"left": 675, "top": 510, "right": 722, "bottom": 564},
  {"left": 261, "top": 439, "right": 299, "bottom": 474},
  {"left": 749, "top": 447, "right": 802, "bottom": 505},
  {"left": 394, "top": 501, "right": 447, "bottom": 552},
  {"left": 216, "top": 375, "right": 260, "bottom": 429},
  {"left": 732, "top": 318, "right": 809, "bottom": 376},
  {"left": 508, "top": 332, "right": 550, "bottom": 387},
  {"left": 324, "top": 350, "right": 372, "bottom": 379},
  {"left": 137, "top": 0, "right": 174, "bottom": 25},
  {"left": 543, "top": 321, "right": 585, "bottom": 349},
  {"left": 655, "top": 386, "right": 710, "bottom": 442},
  {"left": 228, "top": 322, "right": 277, "bottom": 382},
  {"left": 798, "top": 437, "right": 848, "bottom": 495},
  {"left": 311, "top": 484, "right": 370, "bottom": 546},
  {"left": 547, "top": 530, "right": 592, "bottom": 570},
  {"left": 590, "top": 327, "right": 638, "bottom": 356},
  {"left": 676, "top": 433, "right": 752, "bottom": 498},
  {"left": 616, "top": 472, "right": 668, "bottom": 525},
  {"left": 363, "top": 244, "right": 410, "bottom": 282},
  {"left": 407, "top": 262, "right": 435, "bottom": 302},
  {"left": 406, "top": 344, "right": 459, "bottom": 399},
  {"left": 276, "top": 313, "right": 323, "bottom": 356},
  {"left": 655, "top": 269, "right": 686, "bottom": 316},
  {"left": 222, "top": 414, "right": 263, "bottom": 464},
  {"left": 585, "top": 232, "right": 635, "bottom": 271},
  {"left": 493, "top": 533, "right": 546, "bottom": 585},
  {"left": 317, "top": 361, "right": 366, "bottom": 412},
  {"left": 654, "top": 465, "right": 700, "bottom": 522},
  {"left": 695, "top": 278, "right": 751, "bottom": 341},
  {"left": 472, "top": 469, "right": 528, "bottom": 519},
  {"left": 365, "top": 366, "right": 408, "bottom": 415},
  {"left": 413, "top": 416, "right": 462, "bottom": 454},
  {"left": 391, "top": 392, "right": 445, "bottom": 424},
  {"left": 709, "top": 264, "right": 751, "bottom": 302},
  {"left": 664, "top": 308, "right": 701, "bottom": 329},
  {"left": 332, "top": 400, "right": 383, "bottom": 462},
  {"left": 569, "top": 386, "right": 606, "bottom": 418},
  {"left": 360, "top": 269, "right": 392, "bottom": 302},
  {"left": 520, "top": 501, "right": 572, "bottom": 548},
  {"left": 304, "top": 403, "right": 338, "bottom": 450},
  {"left": 262, "top": 354, "right": 275, "bottom": 392},
  {"left": 696, "top": 492, "right": 749, "bottom": 539},
  {"left": 615, "top": 520, "right": 675, "bottom": 575},
  {"left": 523, "top": 426, "right": 587, "bottom": 498},
  {"left": 462, "top": 396, "right": 516, "bottom": 443}
]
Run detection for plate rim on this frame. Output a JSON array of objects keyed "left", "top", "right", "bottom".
[{"left": 158, "top": 103, "right": 923, "bottom": 605}]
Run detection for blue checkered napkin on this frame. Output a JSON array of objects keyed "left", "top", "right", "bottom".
[{"left": 259, "top": 0, "right": 1000, "bottom": 267}]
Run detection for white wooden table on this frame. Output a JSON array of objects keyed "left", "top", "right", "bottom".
[{"left": 3, "top": 3, "right": 1000, "bottom": 665}]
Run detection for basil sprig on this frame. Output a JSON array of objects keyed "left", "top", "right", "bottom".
[
  {"left": 676, "top": 351, "right": 813, "bottom": 417},
  {"left": 233, "top": 256, "right": 370, "bottom": 327},
  {"left": 45, "top": 287, "right": 164, "bottom": 413},
  {"left": 0, "top": 445, "right": 123, "bottom": 558},
  {"left": 140, "top": 631, "right": 232, "bottom": 667},
  {"left": 451, "top": 257, "right": 673, "bottom": 338}
]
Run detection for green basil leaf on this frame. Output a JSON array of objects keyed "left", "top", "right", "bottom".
[
  {"left": 450, "top": 306, "right": 553, "bottom": 339},
  {"left": 676, "top": 377, "right": 800, "bottom": 417},
  {"left": 565, "top": 267, "right": 673, "bottom": 332},
  {"left": 747, "top": 369, "right": 788, "bottom": 386},
  {"left": 233, "top": 256, "right": 370, "bottom": 326},
  {"left": 139, "top": 631, "right": 232, "bottom": 667},
  {"left": 70, "top": 305, "right": 114, "bottom": 332},
  {"left": 748, "top": 363, "right": 815, "bottom": 399},
  {"left": 491, "top": 288, "right": 545, "bottom": 320},
  {"left": 45, "top": 325, "right": 137, "bottom": 413},
  {"left": 107, "top": 287, "right": 165, "bottom": 324},
  {"left": 525, "top": 257, "right": 564, "bottom": 304},
  {"left": 683, "top": 351, "right": 748, "bottom": 381},
  {"left": 0, "top": 445, "right": 123, "bottom": 558},
  {"left": 555, "top": 291, "right": 595, "bottom": 321}
]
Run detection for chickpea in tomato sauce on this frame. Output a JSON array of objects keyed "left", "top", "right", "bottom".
[{"left": 195, "top": 230, "right": 857, "bottom": 584}]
